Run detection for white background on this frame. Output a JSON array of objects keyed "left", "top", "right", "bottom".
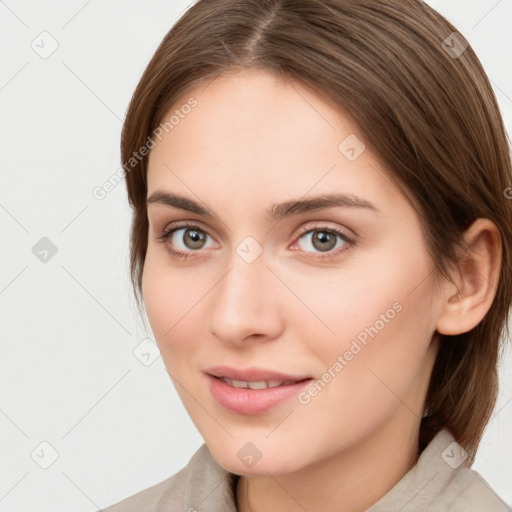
[{"left": 1, "top": 1, "right": 511, "bottom": 510}]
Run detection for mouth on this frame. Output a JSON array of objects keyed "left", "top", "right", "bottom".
[
  {"left": 215, "top": 376, "right": 306, "bottom": 389},
  {"left": 205, "top": 366, "right": 314, "bottom": 415},
  {"left": 206, "top": 365, "right": 312, "bottom": 383}
]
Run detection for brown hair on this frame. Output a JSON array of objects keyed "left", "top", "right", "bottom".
[{"left": 121, "top": 0, "right": 512, "bottom": 462}]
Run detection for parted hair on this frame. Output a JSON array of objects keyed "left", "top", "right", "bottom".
[{"left": 121, "top": 0, "right": 512, "bottom": 462}]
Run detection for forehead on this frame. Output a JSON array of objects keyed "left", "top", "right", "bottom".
[
  {"left": 146, "top": 69, "right": 409, "bottom": 220},
  {"left": 149, "top": 69, "right": 357, "bottom": 164}
]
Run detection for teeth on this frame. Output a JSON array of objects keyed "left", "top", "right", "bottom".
[
  {"left": 220, "top": 377, "right": 287, "bottom": 389},
  {"left": 248, "top": 380, "right": 268, "bottom": 390}
]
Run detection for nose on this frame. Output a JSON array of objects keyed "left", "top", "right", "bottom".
[{"left": 208, "top": 252, "right": 284, "bottom": 347}]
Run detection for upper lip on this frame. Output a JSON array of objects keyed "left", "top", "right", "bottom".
[{"left": 206, "top": 365, "right": 312, "bottom": 382}]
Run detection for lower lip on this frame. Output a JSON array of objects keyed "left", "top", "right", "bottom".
[{"left": 206, "top": 374, "right": 313, "bottom": 415}]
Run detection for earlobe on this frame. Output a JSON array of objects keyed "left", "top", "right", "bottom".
[{"left": 435, "top": 218, "right": 502, "bottom": 336}]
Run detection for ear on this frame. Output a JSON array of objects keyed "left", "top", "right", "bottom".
[{"left": 436, "top": 218, "right": 502, "bottom": 335}]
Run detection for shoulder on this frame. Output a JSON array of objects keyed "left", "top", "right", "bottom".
[
  {"left": 101, "top": 443, "right": 239, "bottom": 512},
  {"left": 367, "top": 429, "right": 510, "bottom": 511},
  {"left": 451, "top": 469, "right": 511, "bottom": 511}
]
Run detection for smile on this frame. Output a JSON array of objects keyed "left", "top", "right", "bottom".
[
  {"left": 206, "top": 371, "right": 313, "bottom": 415},
  {"left": 219, "top": 377, "right": 299, "bottom": 389}
]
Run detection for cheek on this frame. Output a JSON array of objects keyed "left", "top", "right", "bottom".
[
  {"left": 294, "top": 239, "right": 435, "bottom": 388},
  {"left": 288, "top": 238, "right": 432, "bottom": 350},
  {"left": 141, "top": 248, "right": 203, "bottom": 359}
]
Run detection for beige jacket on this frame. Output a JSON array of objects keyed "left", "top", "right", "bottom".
[{"left": 101, "top": 429, "right": 510, "bottom": 511}]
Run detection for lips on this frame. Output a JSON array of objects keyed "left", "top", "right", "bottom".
[
  {"left": 206, "top": 365, "right": 311, "bottom": 383},
  {"left": 205, "top": 365, "right": 313, "bottom": 414}
]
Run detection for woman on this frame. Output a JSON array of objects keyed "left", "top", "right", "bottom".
[{"left": 103, "top": 0, "right": 512, "bottom": 510}]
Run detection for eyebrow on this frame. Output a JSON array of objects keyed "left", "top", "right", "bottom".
[{"left": 146, "top": 190, "right": 380, "bottom": 221}]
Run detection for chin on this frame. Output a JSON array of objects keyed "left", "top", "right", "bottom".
[{"left": 204, "top": 435, "right": 310, "bottom": 476}]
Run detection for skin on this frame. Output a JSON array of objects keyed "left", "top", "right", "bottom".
[{"left": 142, "top": 69, "right": 501, "bottom": 512}]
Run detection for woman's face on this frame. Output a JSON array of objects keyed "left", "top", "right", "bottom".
[{"left": 143, "top": 69, "right": 442, "bottom": 475}]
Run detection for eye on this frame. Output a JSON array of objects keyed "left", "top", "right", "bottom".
[
  {"left": 291, "top": 225, "right": 355, "bottom": 260},
  {"left": 155, "top": 223, "right": 216, "bottom": 260}
]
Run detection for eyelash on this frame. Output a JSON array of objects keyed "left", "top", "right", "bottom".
[{"left": 155, "top": 221, "right": 356, "bottom": 261}]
